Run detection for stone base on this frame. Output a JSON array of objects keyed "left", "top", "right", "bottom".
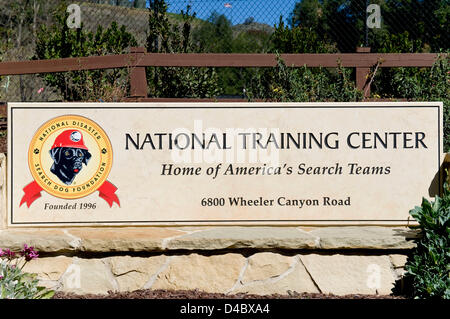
[
  {"left": 0, "top": 226, "right": 417, "bottom": 296},
  {"left": 21, "top": 252, "right": 408, "bottom": 296}
]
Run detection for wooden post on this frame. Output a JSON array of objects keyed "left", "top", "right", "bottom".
[
  {"left": 355, "top": 47, "right": 371, "bottom": 98},
  {"left": 129, "top": 47, "right": 148, "bottom": 99}
]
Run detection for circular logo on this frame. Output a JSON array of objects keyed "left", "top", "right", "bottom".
[{"left": 28, "top": 115, "right": 113, "bottom": 199}]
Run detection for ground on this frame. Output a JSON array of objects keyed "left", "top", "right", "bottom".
[{"left": 52, "top": 289, "right": 406, "bottom": 299}]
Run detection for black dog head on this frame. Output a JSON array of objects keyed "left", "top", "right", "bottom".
[{"left": 49, "top": 147, "right": 92, "bottom": 185}]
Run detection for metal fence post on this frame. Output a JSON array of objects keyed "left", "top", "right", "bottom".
[
  {"left": 356, "top": 47, "right": 371, "bottom": 98},
  {"left": 129, "top": 47, "right": 148, "bottom": 99}
]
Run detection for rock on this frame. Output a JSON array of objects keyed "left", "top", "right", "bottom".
[
  {"left": 390, "top": 254, "right": 409, "bottom": 278},
  {"left": 0, "top": 229, "right": 76, "bottom": 253},
  {"left": 68, "top": 227, "right": 186, "bottom": 252},
  {"left": 109, "top": 255, "right": 167, "bottom": 292},
  {"left": 59, "top": 258, "right": 117, "bottom": 295},
  {"left": 12, "top": 253, "right": 408, "bottom": 295},
  {"left": 0, "top": 226, "right": 418, "bottom": 253},
  {"left": 152, "top": 253, "right": 246, "bottom": 293},
  {"left": 233, "top": 256, "right": 320, "bottom": 295},
  {"left": 389, "top": 254, "right": 408, "bottom": 268},
  {"left": 299, "top": 254, "right": 396, "bottom": 295},
  {"left": 22, "top": 256, "right": 72, "bottom": 281},
  {"left": 165, "top": 227, "right": 317, "bottom": 250},
  {"left": 311, "top": 227, "right": 418, "bottom": 249},
  {"left": 241, "top": 252, "right": 295, "bottom": 284}
]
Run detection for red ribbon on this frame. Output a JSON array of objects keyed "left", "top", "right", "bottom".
[
  {"left": 20, "top": 181, "right": 43, "bottom": 208},
  {"left": 20, "top": 180, "right": 120, "bottom": 208},
  {"left": 97, "top": 181, "right": 120, "bottom": 207}
]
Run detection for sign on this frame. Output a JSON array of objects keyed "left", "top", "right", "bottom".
[{"left": 7, "top": 102, "right": 443, "bottom": 226}]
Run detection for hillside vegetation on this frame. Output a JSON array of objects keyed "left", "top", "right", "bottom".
[
  {"left": 0, "top": 0, "right": 273, "bottom": 101},
  {"left": 0, "top": 0, "right": 273, "bottom": 56}
]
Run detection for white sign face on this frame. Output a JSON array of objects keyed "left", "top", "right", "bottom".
[{"left": 7, "top": 102, "right": 443, "bottom": 226}]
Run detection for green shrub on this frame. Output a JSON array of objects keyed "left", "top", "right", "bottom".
[
  {"left": 270, "top": 16, "right": 337, "bottom": 54},
  {"left": 390, "top": 55, "right": 449, "bottom": 151},
  {"left": 404, "top": 183, "right": 450, "bottom": 299},
  {"left": 246, "top": 56, "right": 362, "bottom": 102},
  {"left": 35, "top": 7, "right": 137, "bottom": 102},
  {"left": 0, "top": 245, "right": 54, "bottom": 299}
]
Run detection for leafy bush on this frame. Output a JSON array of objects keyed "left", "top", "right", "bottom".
[
  {"left": 0, "top": 244, "right": 54, "bottom": 299},
  {"left": 35, "top": 6, "right": 137, "bottom": 101},
  {"left": 246, "top": 56, "right": 362, "bottom": 102},
  {"left": 270, "top": 16, "right": 336, "bottom": 54},
  {"left": 390, "top": 55, "right": 450, "bottom": 151},
  {"left": 371, "top": 31, "right": 423, "bottom": 54},
  {"left": 379, "top": 58, "right": 449, "bottom": 299},
  {"left": 367, "top": 30, "right": 425, "bottom": 101},
  {"left": 405, "top": 183, "right": 450, "bottom": 299}
]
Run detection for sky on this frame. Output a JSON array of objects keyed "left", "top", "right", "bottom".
[{"left": 155, "top": 0, "right": 299, "bottom": 26}]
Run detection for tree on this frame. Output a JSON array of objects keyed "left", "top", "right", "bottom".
[
  {"left": 147, "top": 0, "right": 172, "bottom": 53},
  {"left": 383, "top": 0, "right": 448, "bottom": 51},
  {"left": 271, "top": 16, "right": 336, "bottom": 53},
  {"left": 289, "top": 0, "right": 448, "bottom": 53},
  {"left": 146, "top": 0, "right": 221, "bottom": 98},
  {"left": 289, "top": 0, "right": 360, "bottom": 52},
  {"left": 290, "top": 0, "right": 322, "bottom": 29},
  {"left": 193, "top": 11, "right": 233, "bottom": 53},
  {"left": 243, "top": 17, "right": 255, "bottom": 25},
  {"left": 133, "top": 0, "right": 147, "bottom": 8}
]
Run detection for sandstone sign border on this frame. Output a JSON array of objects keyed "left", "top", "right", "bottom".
[{"left": 6, "top": 102, "right": 443, "bottom": 227}]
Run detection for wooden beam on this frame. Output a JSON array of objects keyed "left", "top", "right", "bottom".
[
  {"left": 0, "top": 54, "right": 135, "bottom": 75},
  {"left": 0, "top": 51, "right": 445, "bottom": 76},
  {"left": 137, "top": 53, "right": 443, "bottom": 68}
]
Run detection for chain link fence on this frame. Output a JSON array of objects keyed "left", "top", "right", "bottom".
[{"left": 0, "top": 0, "right": 448, "bottom": 101}]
